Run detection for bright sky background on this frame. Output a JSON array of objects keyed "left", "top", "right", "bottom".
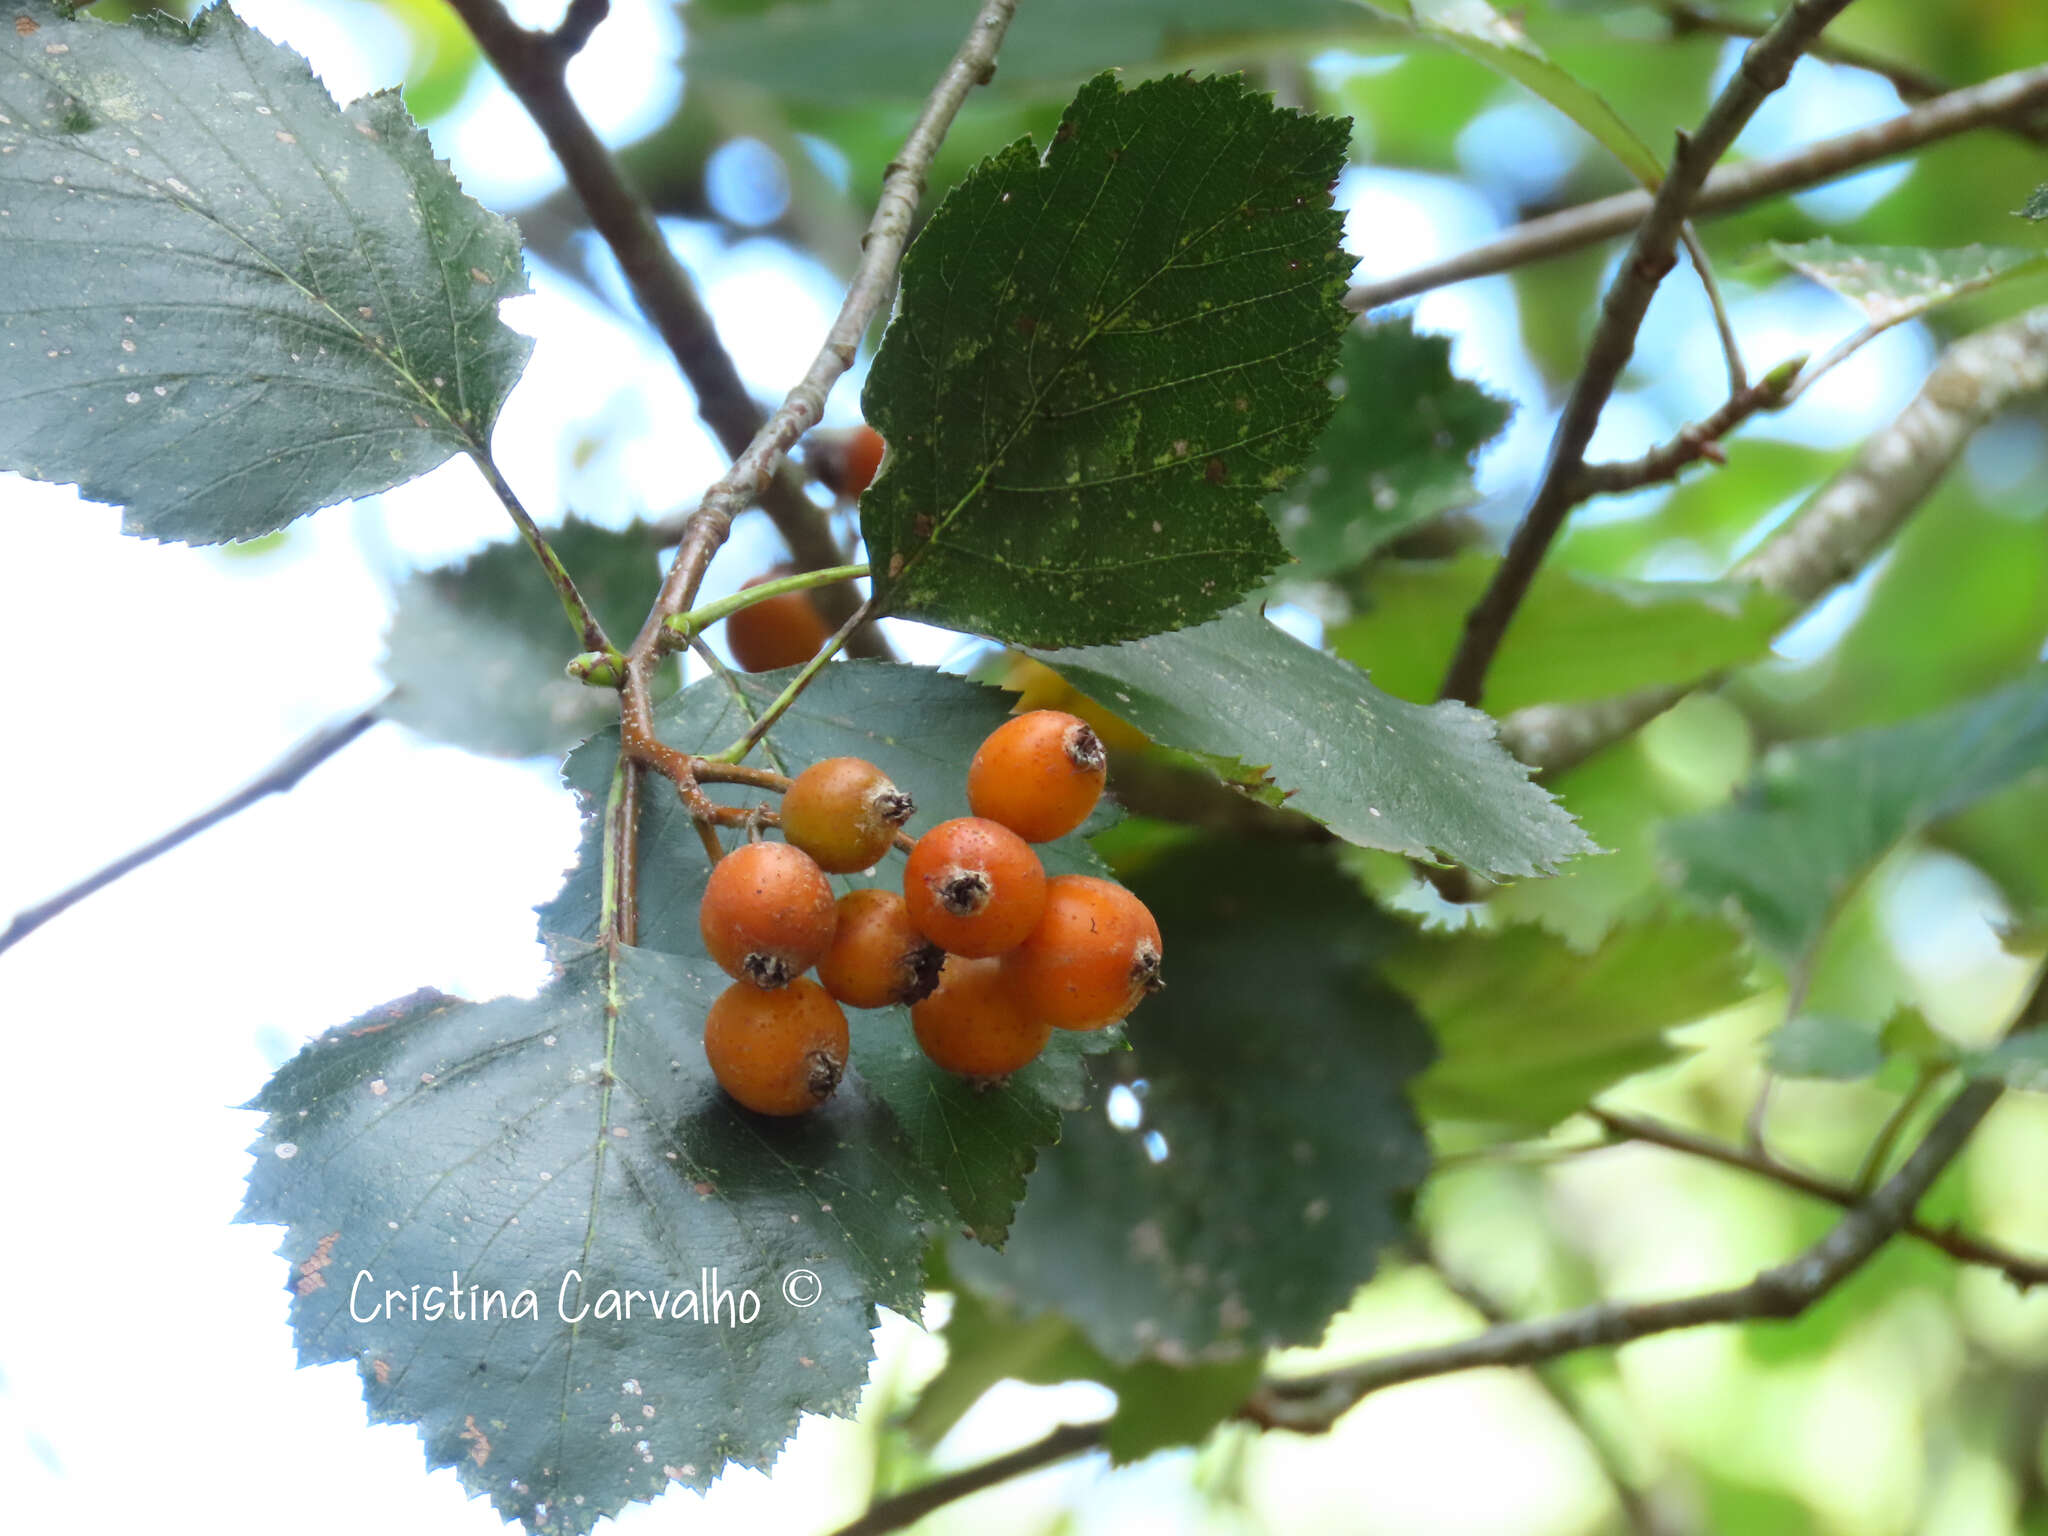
[{"left": 0, "top": 4, "right": 2026, "bottom": 1534}]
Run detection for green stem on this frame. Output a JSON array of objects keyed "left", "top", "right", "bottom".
[
  {"left": 470, "top": 449, "right": 613, "bottom": 654},
  {"left": 706, "top": 598, "right": 873, "bottom": 764},
  {"left": 598, "top": 752, "right": 635, "bottom": 944},
  {"left": 663, "top": 562, "right": 870, "bottom": 646}
]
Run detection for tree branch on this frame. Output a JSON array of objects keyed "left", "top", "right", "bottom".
[
  {"left": 1502, "top": 304, "right": 2048, "bottom": 773},
  {"left": 635, "top": 0, "right": 1022, "bottom": 654},
  {"left": 1348, "top": 63, "right": 2048, "bottom": 314},
  {"left": 1436, "top": 0, "right": 1858, "bottom": 707},
  {"left": 824, "top": 1420, "right": 1106, "bottom": 1536},
  {"left": 1587, "top": 1107, "right": 2048, "bottom": 1290},
  {"left": 0, "top": 695, "right": 391, "bottom": 958},
  {"left": 443, "top": 0, "right": 882, "bottom": 655},
  {"left": 1252, "top": 1074, "right": 2004, "bottom": 1430},
  {"left": 550, "top": 0, "right": 608, "bottom": 59},
  {"left": 1571, "top": 354, "right": 1799, "bottom": 496}
]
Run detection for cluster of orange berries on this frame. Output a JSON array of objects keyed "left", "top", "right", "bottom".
[{"left": 700, "top": 709, "right": 1163, "bottom": 1116}]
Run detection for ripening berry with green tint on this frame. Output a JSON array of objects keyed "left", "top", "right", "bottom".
[
  {"left": 902, "top": 817, "right": 1046, "bottom": 958},
  {"left": 817, "top": 888, "right": 943, "bottom": 1009},
  {"left": 703, "top": 978, "right": 849, "bottom": 1115},
  {"left": 780, "top": 757, "right": 914, "bottom": 873},
  {"left": 911, "top": 956, "right": 1052, "bottom": 1079},
  {"left": 967, "top": 709, "right": 1107, "bottom": 842},
  {"left": 699, "top": 840, "right": 838, "bottom": 988},
  {"left": 1006, "top": 874, "right": 1162, "bottom": 1030}
]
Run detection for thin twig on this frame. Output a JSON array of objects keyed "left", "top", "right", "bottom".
[
  {"left": 469, "top": 450, "right": 612, "bottom": 653},
  {"left": 635, "top": 0, "right": 1022, "bottom": 654},
  {"left": 1437, "top": 0, "right": 1857, "bottom": 707},
  {"left": 1348, "top": 63, "right": 2048, "bottom": 313},
  {"left": 1572, "top": 355, "right": 1800, "bottom": 496},
  {"left": 1, "top": 695, "right": 391, "bottom": 958},
  {"left": 1853, "top": 1063, "right": 1946, "bottom": 1195},
  {"left": 1682, "top": 222, "right": 1746, "bottom": 393},
  {"left": 443, "top": 0, "right": 879, "bottom": 653},
  {"left": 550, "top": 0, "right": 608, "bottom": 58},
  {"left": 1588, "top": 1107, "right": 2048, "bottom": 1289},
  {"left": 1253, "top": 1075, "right": 2004, "bottom": 1430},
  {"left": 824, "top": 1421, "right": 1106, "bottom": 1536},
  {"left": 1501, "top": 305, "right": 2048, "bottom": 773},
  {"left": 716, "top": 598, "right": 874, "bottom": 764}
]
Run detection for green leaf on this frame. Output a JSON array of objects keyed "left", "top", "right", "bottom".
[
  {"left": 1033, "top": 608, "right": 1595, "bottom": 878},
  {"left": 540, "top": 663, "right": 1120, "bottom": 1242},
  {"left": 382, "top": 521, "right": 665, "bottom": 758},
  {"left": 2022, "top": 183, "right": 2048, "bottom": 222},
  {"left": 1767, "top": 1012, "right": 1887, "bottom": 1080},
  {"left": 240, "top": 943, "right": 946, "bottom": 1536},
  {"left": 951, "top": 841, "right": 1434, "bottom": 1361},
  {"left": 1394, "top": 0, "right": 1664, "bottom": 184},
  {"left": 1328, "top": 552, "right": 1790, "bottom": 712},
  {"left": 860, "top": 73, "right": 1354, "bottom": 647},
  {"left": 1965, "top": 1033, "right": 2048, "bottom": 1091},
  {"left": 1770, "top": 240, "right": 2048, "bottom": 328},
  {"left": 0, "top": 1, "right": 529, "bottom": 544},
  {"left": 1384, "top": 917, "right": 1753, "bottom": 1128},
  {"left": 1271, "top": 319, "right": 1511, "bottom": 576},
  {"left": 1666, "top": 670, "right": 2048, "bottom": 965},
  {"left": 908, "top": 1249, "right": 1259, "bottom": 1463},
  {"left": 685, "top": 0, "right": 1379, "bottom": 104}
]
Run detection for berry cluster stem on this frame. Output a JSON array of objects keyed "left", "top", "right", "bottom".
[{"left": 661, "top": 563, "right": 871, "bottom": 651}]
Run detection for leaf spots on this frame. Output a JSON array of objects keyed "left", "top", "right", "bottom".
[
  {"left": 14, "top": 15, "right": 36, "bottom": 35},
  {"left": 460, "top": 1415, "right": 492, "bottom": 1467},
  {"left": 295, "top": 1231, "right": 341, "bottom": 1295},
  {"left": 1204, "top": 456, "right": 1227, "bottom": 486}
]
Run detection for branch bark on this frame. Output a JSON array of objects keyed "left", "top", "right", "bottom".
[
  {"left": 1349, "top": 62, "right": 2048, "bottom": 314},
  {"left": 442, "top": 0, "right": 882, "bottom": 654},
  {"left": 0, "top": 695, "right": 391, "bottom": 958},
  {"left": 1502, "top": 304, "right": 2048, "bottom": 773},
  {"left": 1436, "top": 0, "right": 1860, "bottom": 707}
]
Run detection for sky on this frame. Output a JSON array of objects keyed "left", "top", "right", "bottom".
[{"left": 0, "top": 3, "right": 2024, "bottom": 1533}]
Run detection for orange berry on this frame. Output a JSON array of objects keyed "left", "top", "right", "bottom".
[
  {"left": 699, "top": 840, "right": 838, "bottom": 988},
  {"left": 902, "top": 817, "right": 1046, "bottom": 958},
  {"left": 1005, "top": 875, "right": 1162, "bottom": 1031},
  {"left": 818, "top": 888, "right": 944, "bottom": 1009},
  {"left": 726, "top": 568, "right": 831, "bottom": 672},
  {"left": 703, "top": 977, "right": 849, "bottom": 1115},
  {"left": 780, "top": 757, "right": 915, "bottom": 873},
  {"left": 967, "top": 709, "right": 1108, "bottom": 842},
  {"left": 911, "top": 956, "right": 1052, "bottom": 1080},
  {"left": 813, "top": 423, "right": 886, "bottom": 499}
]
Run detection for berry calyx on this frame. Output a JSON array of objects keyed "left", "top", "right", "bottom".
[
  {"left": 726, "top": 567, "right": 832, "bottom": 673},
  {"left": 780, "top": 757, "right": 915, "bottom": 873},
  {"left": 1005, "top": 875, "right": 1163, "bottom": 1031},
  {"left": 818, "top": 888, "right": 944, "bottom": 1010},
  {"left": 699, "top": 840, "right": 838, "bottom": 989},
  {"left": 703, "top": 978, "right": 849, "bottom": 1115},
  {"left": 902, "top": 816, "right": 1047, "bottom": 958},
  {"left": 910, "top": 956, "right": 1052, "bottom": 1080},
  {"left": 967, "top": 709, "right": 1108, "bottom": 843}
]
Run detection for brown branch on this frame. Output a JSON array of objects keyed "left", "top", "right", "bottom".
[
  {"left": 1436, "top": 0, "right": 1858, "bottom": 708},
  {"left": 1502, "top": 304, "right": 2048, "bottom": 773},
  {"left": 1588, "top": 1107, "right": 2048, "bottom": 1290},
  {"left": 824, "top": 1421, "right": 1106, "bottom": 1536},
  {"left": 1571, "top": 355, "right": 1800, "bottom": 496},
  {"left": 1252, "top": 1074, "right": 2004, "bottom": 1430},
  {"left": 0, "top": 695, "right": 390, "bottom": 958},
  {"left": 1349, "top": 62, "right": 2048, "bottom": 314},
  {"left": 550, "top": 0, "right": 608, "bottom": 58},
  {"left": 442, "top": 0, "right": 881, "bottom": 656},
  {"left": 635, "top": 0, "right": 1022, "bottom": 657}
]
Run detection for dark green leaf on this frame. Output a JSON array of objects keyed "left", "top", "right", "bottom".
[
  {"left": 1666, "top": 670, "right": 2048, "bottom": 964},
  {"left": 861, "top": 73, "right": 1353, "bottom": 646},
  {"left": 908, "top": 1248, "right": 1259, "bottom": 1463},
  {"left": 0, "top": 1, "right": 531, "bottom": 542},
  {"left": 1383, "top": 917, "right": 1753, "bottom": 1127},
  {"left": 686, "top": 0, "right": 1378, "bottom": 104},
  {"left": 240, "top": 944, "right": 946, "bottom": 1536},
  {"left": 1033, "top": 608, "right": 1594, "bottom": 877},
  {"left": 1329, "top": 552, "right": 1789, "bottom": 711},
  {"left": 952, "top": 841, "right": 1433, "bottom": 1361},
  {"left": 1272, "top": 319, "right": 1511, "bottom": 575},
  {"left": 383, "top": 520, "right": 665, "bottom": 758},
  {"left": 541, "top": 663, "right": 1119, "bottom": 1242},
  {"left": 1966, "top": 1032, "right": 2048, "bottom": 1090}
]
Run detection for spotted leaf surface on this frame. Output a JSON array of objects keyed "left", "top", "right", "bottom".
[{"left": 0, "top": 1, "right": 530, "bottom": 542}]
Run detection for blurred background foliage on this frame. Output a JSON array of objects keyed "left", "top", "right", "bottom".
[{"left": 86, "top": 0, "right": 2048, "bottom": 1530}]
